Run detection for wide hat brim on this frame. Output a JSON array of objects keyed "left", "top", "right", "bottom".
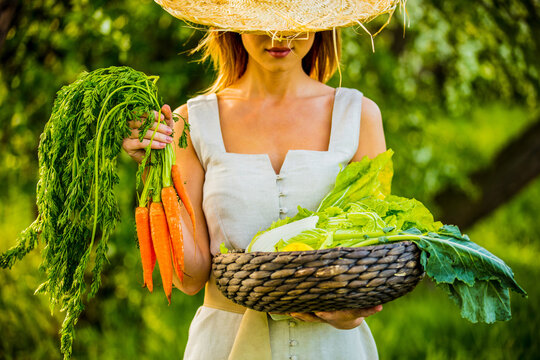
[{"left": 154, "top": 0, "right": 402, "bottom": 34}]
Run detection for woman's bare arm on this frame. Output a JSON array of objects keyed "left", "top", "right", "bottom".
[
  {"left": 170, "top": 104, "right": 212, "bottom": 295},
  {"left": 351, "top": 96, "right": 386, "bottom": 161}
]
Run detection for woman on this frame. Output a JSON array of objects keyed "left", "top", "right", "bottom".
[{"left": 123, "top": 29, "right": 386, "bottom": 359}]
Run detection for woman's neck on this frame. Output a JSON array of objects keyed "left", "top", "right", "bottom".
[{"left": 231, "top": 58, "right": 314, "bottom": 100}]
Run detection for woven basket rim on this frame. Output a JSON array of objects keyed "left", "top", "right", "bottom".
[{"left": 218, "top": 241, "right": 416, "bottom": 256}]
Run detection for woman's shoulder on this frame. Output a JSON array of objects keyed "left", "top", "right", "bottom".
[
  {"left": 172, "top": 92, "right": 217, "bottom": 123},
  {"left": 353, "top": 93, "right": 385, "bottom": 161},
  {"left": 360, "top": 95, "right": 381, "bottom": 122},
  {"left": 336, "top": 87, "right": 381, "bottom": 121},
  {"left": 173, "top": 103, "right": 189, "bottom": 122}
]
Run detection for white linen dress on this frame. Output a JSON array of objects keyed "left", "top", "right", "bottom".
[{"left": 183, "top": 87, "right": 379, "bottom": 360}]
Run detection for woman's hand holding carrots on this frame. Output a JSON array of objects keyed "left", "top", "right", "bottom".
[
  {"left": 123, "top": 104, "right": 175, "bottom": 164},
  {"left": 127, "top": 104, "right": 196, "bottom": 304}
]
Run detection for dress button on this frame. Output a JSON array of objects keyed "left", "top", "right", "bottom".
[
  {"left": 289, "top": 339, "right": 298, "bottom": 347},
  {"left": 279, "top": 191, "right": 286, "bottom": 197},
  {"left": 276, "top": 174, "right": 284, "bottom": 180},
  {"left": 280, "top": 207, "right": 288, "bottom": 214},
  {"left": 288, "top": 320, "right": 297, "bottom": 327},
  {"left": 289, "top": 356, "right": 298, "bottom": 360}
]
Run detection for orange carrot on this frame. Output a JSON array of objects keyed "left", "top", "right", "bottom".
[
  {"left": 162, "top": 186, "right": 184, "bottom": 283},
  {"left": 149, "top": 201, "right": 173, "bottom": 304},
  {"left": 171, "top": 164, "right": 196, "bottom": 235},
  {"left": 135, "top": 206, "right": 156, "bottom": 292}
]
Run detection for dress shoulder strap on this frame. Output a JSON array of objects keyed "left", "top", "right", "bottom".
[
  {"left": 186, "top": 93, "right": 225, "bottom": 171},
  {"left": 328, "top": 87, "right": 364, "bottom": 160}
]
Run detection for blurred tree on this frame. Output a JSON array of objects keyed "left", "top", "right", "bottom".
[
  {"left": 435, "top": 118, "right": 540, "bottom": 228},
  {"left": 344, "top": 0, "right": 539, "bottom": 111},
  {"left": 0, "top": 0, "right": 209, "bottom": 200},
  {"left": 0, "top": 0, "right": 19, "bottom": 49},
  {"left": 336, "top": 0, "right": 539, "bottom": 226}
]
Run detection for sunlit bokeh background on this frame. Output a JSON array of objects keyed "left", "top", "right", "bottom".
[{"left": 1, "top": 0, "right": 538, "bottom": 358}]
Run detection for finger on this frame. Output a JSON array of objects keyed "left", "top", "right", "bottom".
[
  {"left": 130, "top": 128, "right": 173, "bottom": 144},
  {"left": 143, "top": 129, "right": 174, "bottom": 144},
  {"left": 311, "top": 311, "right": 365, "bottom": 330},
  {"left": 313, "top": 311, "right": 354, "bottom": 322},
  {"left": 289, "top": 312, "right": 322, "bottom": 323},
  {"left": 129, "top": 129, "right": 140, "bottom": 139},
  {"left": 129, "top": 126, "right": 173, "bottom": 142},
  {"left": 123, "top": 138, "right": 167, "bottom": 151},
  {"left": 148, "top": 121, "right": 173, "bottom": 135},
  {"left": 153, "top": 110, "right": 167, "bottom": 123},
  {"left": 161, "top": 104, "right": 174, "bottom": 129},
  {"left": 290, "top": 313, "right": 317, "bottom": 322},
  {"left": 128, "top": 112, "right": 150, "bottom": 128},
  {"left": 131, "top": 121, "right": 172, "bottom": 134},
  {"left": 351, "top": 304, "right": 383, "bottom": 318},
  {"left": 162, "top": 104, "right": 173, "bottom": 127},
  {"left": 128, "top": 118, "right": 144, "bottom": 129},
  {"left": 314, "top": 305, "right": 382, "bottom": 322},
  {"left": 129, "top": 113, "right": 174, "bottom": 133},
  {"left": 161, "top": 104, "right": 172, "bottom": 122}
]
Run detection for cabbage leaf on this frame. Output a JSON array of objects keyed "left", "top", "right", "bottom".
[{"left": 410, "top": 225, "right": 527, "bottom": 323}]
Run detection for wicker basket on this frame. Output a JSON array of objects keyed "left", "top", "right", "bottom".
[{"left": 212, "top": 241, "right": 424, "bottom": 313}]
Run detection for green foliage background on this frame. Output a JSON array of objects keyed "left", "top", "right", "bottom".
[{"left": 0, "top": 0, "right": 538, "bottom": 358}]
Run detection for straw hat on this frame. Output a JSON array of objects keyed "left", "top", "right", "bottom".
[{"left": 154, "top": 0, "right": 403, "bottom": 35}]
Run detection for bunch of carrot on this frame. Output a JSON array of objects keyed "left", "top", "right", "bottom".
[
  {"left": 0, "top": 67, "right": 195, "bottom": 358},
  {"left": 135, "top": 110, "right": 195, "bottom": 304}
]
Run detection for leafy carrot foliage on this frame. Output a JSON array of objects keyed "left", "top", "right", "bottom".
[{"left": 0, "top": 66, "right": 186, "bottom": 359}]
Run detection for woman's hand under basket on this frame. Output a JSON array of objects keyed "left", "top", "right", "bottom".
[{"left": 289, "top": 305, "right": 383, "bottom": 330}]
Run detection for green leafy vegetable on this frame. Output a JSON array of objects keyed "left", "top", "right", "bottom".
[
  {"left": 0, "top": 66, "right": 188, "bottom": 359},
  {"left": 316, "top": 148, "right": 393, "bottom": 211},
  {"left": 410, "top": 225, "right": 526, "bottom": 323},
  {"left": 219, "top": 242, "right": 229, "bottom": 254},
  {"left": 247, "top": 150, "right": 527, "bottom": 323}
]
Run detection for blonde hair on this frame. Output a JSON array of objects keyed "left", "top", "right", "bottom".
[{"left": 191, "top": 30, "right": 342, "bottom": 95}]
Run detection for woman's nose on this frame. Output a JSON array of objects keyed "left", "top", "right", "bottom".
[{"left": 271, "top": 32, "right": 310, "bottom": 41}]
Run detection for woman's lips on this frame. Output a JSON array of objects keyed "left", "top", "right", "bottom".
[{"left": 266, "top": 47, "right": 292, "bottom": 58}]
